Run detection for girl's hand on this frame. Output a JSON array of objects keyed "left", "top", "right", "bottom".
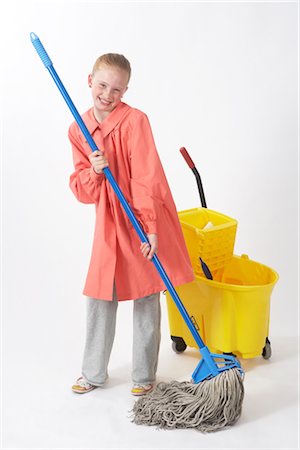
[
  {"left": 88, "top": 150, "right": 109, "bottom": 174},
  {"left": 140, "top": 234, "right": 158, "bottom": 260}
]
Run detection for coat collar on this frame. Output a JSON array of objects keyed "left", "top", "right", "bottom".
[{"left": 83, "top": 102, "right": 131, "bottom": 139}]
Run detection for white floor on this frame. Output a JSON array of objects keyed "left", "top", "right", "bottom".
[{"left": 2, "top": 298, "right": 299, "bottom": 450}]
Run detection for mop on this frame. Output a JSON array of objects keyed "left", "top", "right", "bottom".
[{"left": 30, "top": 33, "right": 244, "bottom": 433}]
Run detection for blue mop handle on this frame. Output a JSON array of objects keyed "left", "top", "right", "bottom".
[{"left": 30, "top": 32, "right": 206, "bottom": 351}]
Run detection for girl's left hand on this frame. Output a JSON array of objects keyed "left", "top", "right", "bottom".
[{"left": 140, "top": 234, "right": 158, "bottom": 260}]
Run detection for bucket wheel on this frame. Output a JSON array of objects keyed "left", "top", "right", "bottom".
[
  {"left": 223, "top": 351, "right": 237, "bottom": 357},
  {"left": 262, "top": 337, "right": 272, "bottom": 359},
  {"left": 171, "top": 336, "right": 187, "bottom": 353}
]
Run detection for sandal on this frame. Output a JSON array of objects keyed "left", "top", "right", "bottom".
[
  {"left": 131, "top": 383, "right": 154, "bottom": 396},
  {"left": 72, "top": 377, "right": 97, "bottom": 394}
]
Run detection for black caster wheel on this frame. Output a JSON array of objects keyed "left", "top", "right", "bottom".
[
  {"left": 171, "top": 336, "right": 187, "bottom": 353},
  {"left": 262, "top": 337, "right": 272, "bottom": 359},
  {"left": 223, "top": 352, "right": 237, "bottom": 357}
]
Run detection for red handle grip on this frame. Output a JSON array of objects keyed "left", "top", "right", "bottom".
[{"left": 180, "top": 147, "right": 195, "bottom": 169}]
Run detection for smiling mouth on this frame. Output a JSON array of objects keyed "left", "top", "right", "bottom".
[{"left": 98, "top": 97, "right": 111, "bottom": 106}]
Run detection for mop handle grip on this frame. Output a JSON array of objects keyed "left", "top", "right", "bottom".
[
  {"left": 30, "top": 33, "right": 206, "bottom": 351},
  {"left": 180, "top": 147, "right": 195, "bottom": 169},
  {"left": 30, "top": 33, "right": 52, "bottom": 68}
]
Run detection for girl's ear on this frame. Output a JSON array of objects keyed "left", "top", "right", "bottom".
[{"left": 88, "top": 74, "right": 93, "bottom": 88}]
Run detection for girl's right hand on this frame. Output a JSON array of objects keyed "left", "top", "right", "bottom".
[
  {"left": 140, "top": 234, "right": 158, "bottom": 260},
  {"left": 88, "top": 150, "right": 109, "bottom": 174}
]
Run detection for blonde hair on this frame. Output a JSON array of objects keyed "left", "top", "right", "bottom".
[{"left": 92, "top": 53, "right": 131, "bottom": 83}]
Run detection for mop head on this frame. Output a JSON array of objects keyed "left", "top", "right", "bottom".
[{"left": 131, "top": 368, "right": 244, "bottom": 432}]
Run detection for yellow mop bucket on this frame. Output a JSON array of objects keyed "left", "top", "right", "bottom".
[{"left": 166, "top": 254, "right": 279, "bottom": 359}]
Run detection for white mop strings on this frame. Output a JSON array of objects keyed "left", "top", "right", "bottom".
[{"left": 131, "top": 367, "right": 244, "bottom": 432}]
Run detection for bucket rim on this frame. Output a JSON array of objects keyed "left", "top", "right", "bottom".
[{"left": 196, "top": 254, "right": 279, "bottom": 290}]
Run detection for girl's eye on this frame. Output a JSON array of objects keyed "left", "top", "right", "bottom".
[{"left": 99, "top": 83, "right": 106, "bottom": 88}]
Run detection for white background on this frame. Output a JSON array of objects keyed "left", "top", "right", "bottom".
[{"left": 1, "top": 1, "right": 299, "bottom": 449}]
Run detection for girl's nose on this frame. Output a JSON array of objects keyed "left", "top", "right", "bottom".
[{"left": 103, "top": 87, "right": 113, "bottom": 100}]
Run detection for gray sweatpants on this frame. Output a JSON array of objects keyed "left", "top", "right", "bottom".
[{"left": 81, "top": 288, "right": 161, "bottom": 386}]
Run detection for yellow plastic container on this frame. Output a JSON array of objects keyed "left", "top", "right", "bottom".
[
  {"left": 179, "top": 207, "right": 237, "bottom": 276},
  {"left": 166, "top": 254, "right": 279, "bottom": 359}
]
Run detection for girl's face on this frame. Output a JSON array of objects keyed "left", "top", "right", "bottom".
[{"left": 88, "top": 65, "right": 128, "bottom": 121}]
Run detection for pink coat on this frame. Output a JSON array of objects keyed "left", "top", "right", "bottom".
[{"left": 69, "top": 102, "right": 194, "bottom": 300}]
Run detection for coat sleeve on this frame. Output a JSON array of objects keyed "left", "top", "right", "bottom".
[
  {"left": 129, "top": 112, "right": 169, "bottom": 234},
  {"left": 68, "top": 125, "right": 104, "bottom": 204}
]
